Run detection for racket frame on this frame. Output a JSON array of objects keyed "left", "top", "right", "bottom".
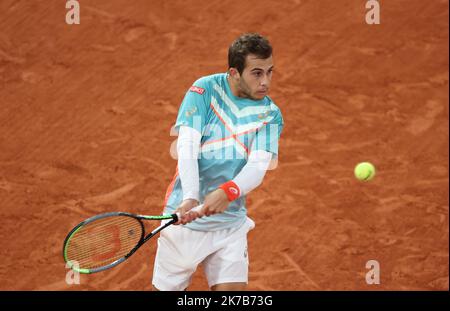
[{"left": 63, "top": 212, "right": 178, "bottom": 274}]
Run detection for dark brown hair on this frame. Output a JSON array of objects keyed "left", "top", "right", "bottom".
[{"left": 228, "top": 33, "right": 272, "bottom": 75}]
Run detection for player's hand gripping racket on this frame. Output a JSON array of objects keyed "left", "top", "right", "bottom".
[{"left": 62, "top": 204, "right": 203, "bottom": 274}]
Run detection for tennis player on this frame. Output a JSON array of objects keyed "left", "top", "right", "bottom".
[{"left": 152, "top": 33, "right": 284, "bottom": 291}]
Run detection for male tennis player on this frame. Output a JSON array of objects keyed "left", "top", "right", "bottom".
[{"left": 152, "top": 33, "right": 284, "bottom": 291}]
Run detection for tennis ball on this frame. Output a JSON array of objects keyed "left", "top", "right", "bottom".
[{"left": 354, "top": 162, "right": 376, "bottom": 181}]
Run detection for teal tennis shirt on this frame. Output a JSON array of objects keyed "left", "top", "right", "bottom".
[{"left": 163, "top": 73, "right": 284, "bottom": 231}]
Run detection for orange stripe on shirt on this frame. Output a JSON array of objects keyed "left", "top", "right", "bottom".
[
  {"left": 163, "top": 166, "right": 179, "bottom": 211},
  {"left": 209, "top": 102, "right": 235, "bottom": 135},
  {"left": 209, "top": 102, "right": 250, "bottom": 155}
]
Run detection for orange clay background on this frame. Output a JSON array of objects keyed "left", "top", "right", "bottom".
[{"left": 0, "top": 0, "right": 448, "bottom": 291}]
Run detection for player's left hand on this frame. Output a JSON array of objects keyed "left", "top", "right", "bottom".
[{"left": 203, "top": 189, "right": 229, "bottom": 216}]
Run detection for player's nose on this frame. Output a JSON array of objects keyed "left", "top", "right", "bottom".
[{"left": 260, "top": 74, "right": 270, "bottom": 87}]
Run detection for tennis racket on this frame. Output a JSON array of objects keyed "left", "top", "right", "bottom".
[{"left": 63, "top": 204, "right": 203, "bottom": 274}]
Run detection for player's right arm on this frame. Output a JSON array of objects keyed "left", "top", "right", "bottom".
[
  {"left": 173, "top": 78, "right": 210, "bottom": 224},
  {"left": 175, "top": 126, "right": 202, "bottom": 224}
]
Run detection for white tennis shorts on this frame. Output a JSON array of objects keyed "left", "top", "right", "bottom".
[{"left": 152, "top": 217, "right": 255, "bottom": 291}]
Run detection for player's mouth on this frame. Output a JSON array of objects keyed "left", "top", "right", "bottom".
[{"left": 256, "top": 89, "right": 268, "bottom": 95}]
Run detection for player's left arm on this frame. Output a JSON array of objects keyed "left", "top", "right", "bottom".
[
  {"left": 203, "top": 110, "right": 284, "bottom": 216},
  {"left": 202, "top": 150, "right": 273, "bottom": 216}
]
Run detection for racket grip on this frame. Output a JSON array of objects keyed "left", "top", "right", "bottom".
[{"left": 175, "top": 204, "right": 204, "bottom": 220}]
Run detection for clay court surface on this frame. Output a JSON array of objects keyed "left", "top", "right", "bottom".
[{"left": 0, "top": 0, "right": 448, "bottom": 290}]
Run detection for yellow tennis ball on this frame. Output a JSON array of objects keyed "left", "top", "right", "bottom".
[{"left": 354, "top": 162, "right": 376, "bottom": 181}]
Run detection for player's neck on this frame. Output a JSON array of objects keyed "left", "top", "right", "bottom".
[
  {"left": 226, "top": 74, "right": 259, "bottom": 101},
  {"left": 226, "top": 74, "right": 244, "bottom": 99}
]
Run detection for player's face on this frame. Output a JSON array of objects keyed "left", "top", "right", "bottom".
[{"left": 238, "top": 54, "right": 273, "bottom": 100}]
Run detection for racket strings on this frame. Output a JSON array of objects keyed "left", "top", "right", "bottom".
[
  {"left": 65, "top": 216, "right": 143, "bottom": 269},
  {"left": 66, "top": 222, "right": 141, "bottom": 268},
  {"left": 68, "top": 218, "right": 140, "bottom": 251},
  {"left": 67, "top": 218, "right": 141, "bottom": 254}
]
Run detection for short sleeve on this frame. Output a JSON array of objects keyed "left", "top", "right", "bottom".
[
  {"left": 251, "top": 110, "right": 284, "bottom": 156},
  {"left": 174, "top": 78, "right": 209, "bottom": 135}
]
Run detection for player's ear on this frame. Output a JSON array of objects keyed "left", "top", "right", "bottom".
[{"left": 228, "top": 67, "right": 240, "bottom": 80}]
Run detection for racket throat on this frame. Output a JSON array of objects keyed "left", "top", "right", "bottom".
[
  {"left": 125, "top": 219, "right": 176, "bottom": 259},
  {"left": 144, "top": 219, "right": 177, "bottom": 243}
]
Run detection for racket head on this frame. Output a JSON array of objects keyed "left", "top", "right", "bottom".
[{"left": 63, "top": 212, "right": 145, "bottom": 274}]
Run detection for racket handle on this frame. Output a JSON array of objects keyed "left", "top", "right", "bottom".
[{"left": 175, "top": 204, "right": 204, "bottom": 220}]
